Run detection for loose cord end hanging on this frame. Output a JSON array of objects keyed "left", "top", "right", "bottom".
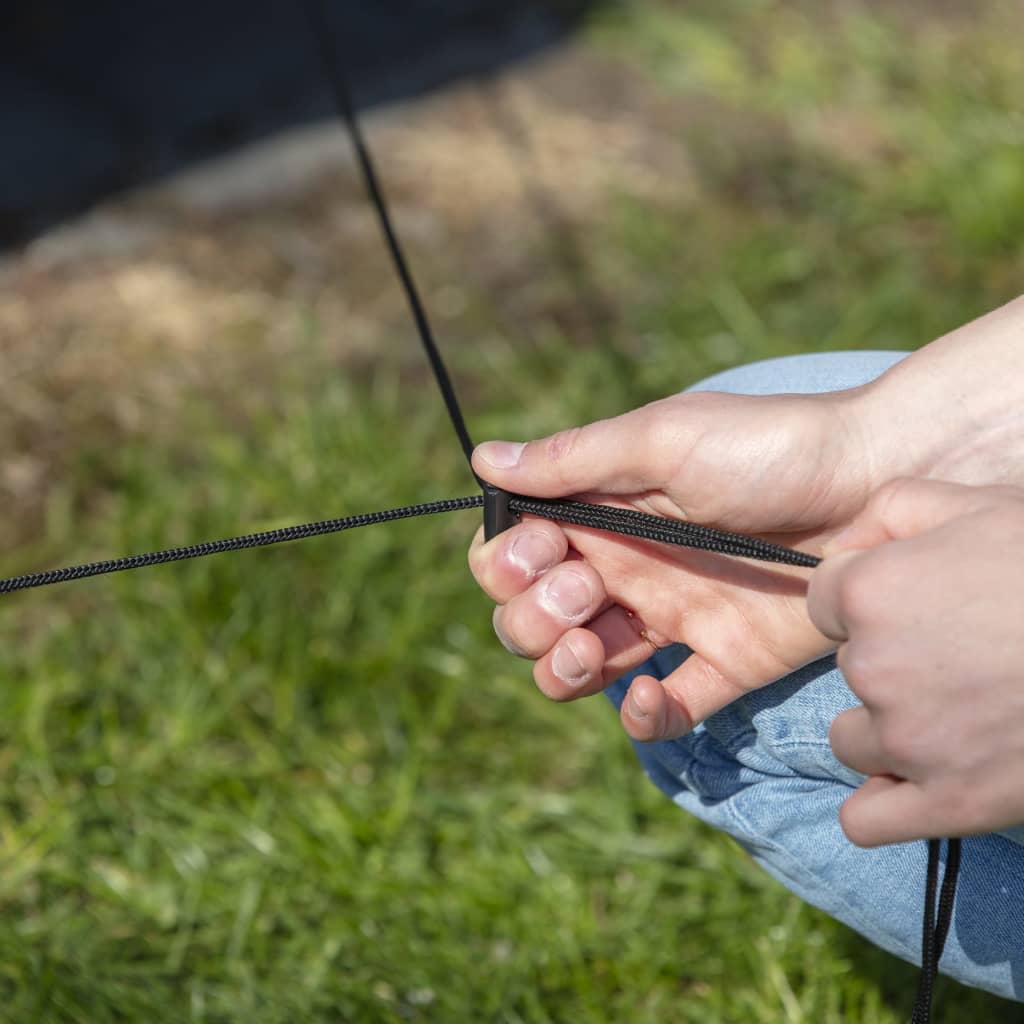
[{"left": 482, "top": 482, "right": 520, "bottom": 541}]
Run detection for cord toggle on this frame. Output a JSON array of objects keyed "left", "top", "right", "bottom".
[{"left": 482, "top": 482, "right": 521, "bottom": 541}]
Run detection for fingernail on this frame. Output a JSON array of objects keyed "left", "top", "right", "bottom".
[
  {"left": 628, "top": 691, "right": 648, "bottom": 720},
  {"left": 509, "top": 531, "right": 559, "bottom": 576},
  {"left": 540, "top": 570, "right": 592, "bottom": 621},
  {"left": 552, "top": 639, "right": 588, "bottom": 686},
  {"left": 476, "top": 441, "right": 525, "bottom": 470}
]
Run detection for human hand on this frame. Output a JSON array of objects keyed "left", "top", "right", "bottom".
[
  {"left": 469, "top": 386, "right": 874, "bottom": 742},
  {"left": 808, "top": 478, "right": 1024, "bottom": 846}
]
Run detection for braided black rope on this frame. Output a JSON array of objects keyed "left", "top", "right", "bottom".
[
  {"left": 934, "top": 839, "right": 962, "bottom": 961},
  {"left": 300, "top": 0, "right": 476, "bottom": 466},
  {"left": 0, "top": 494, "right": 821, "bottom": 595},
  {"left": 912, "top": 841, "right": 941, "bottom": 1024},
  {"left": 511, "top": 497, "right": 820, "bottom": 568},
  {"left": 911, "top": 838, "right": 962, "bottom": 1024},
  {"left": 0, "top": 497, "right": 485, "bottom": 595}
]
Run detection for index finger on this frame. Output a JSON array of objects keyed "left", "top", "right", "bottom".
[{"left": 468, "top": 518, "right": 569, "bottom": 604}]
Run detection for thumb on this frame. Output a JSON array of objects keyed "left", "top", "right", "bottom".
[
  {"left": 823, "top": 477, "right": 991, "bottom": 556},
  {"left": 472, "top": 405, "right": 678, "bottom": 498}
]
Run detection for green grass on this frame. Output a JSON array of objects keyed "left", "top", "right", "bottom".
[{"left": 3, "top": 1, "right": 1024, "bottom": 1020}]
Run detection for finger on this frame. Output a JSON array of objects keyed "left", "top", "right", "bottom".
[
  {"left": 472, "top": 403, "right": 681, "bottom": 498},
  {"left": 824, "top": 477, "right": 992, "bottom": 555},
  {"left": 533, "top": 605, "right": 670, "bottom": 701},
  {"left": 620, "top": 652, "right": 748, "bottom": 742},
  {"left": 620, "top": 674, "right": 692, "bottom": 741},
  {"left": 806, "top": 550, "right": 865, "bottom": 643},
  {"left": 492, "top": 559, "right": 610, "bottom": 659},
  {"left": 829, "top": 706, "right": 888, "bottom": 777},
  {"left": 839, "top": 775, "right": 938, "bottom": 847},
  {"left": 532, "top": 627, "right": 607, "bottom": 700},
  {"left": 468, "top": 519, "right": 568, "bottom": 604}
]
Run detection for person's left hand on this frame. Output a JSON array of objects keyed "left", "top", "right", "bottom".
[{"left": 808, "top": 478, "right": 1024, "bottom": 846}]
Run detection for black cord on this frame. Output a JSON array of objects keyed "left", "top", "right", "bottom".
[
  {"left": 0, "top": 494, "right": 820, "bottom": 595},
  {"left": 934, "top": 838, "right": 962, "bottom": 959},
  {"left": 910, "top": 838, "right": 962, "bottom": 1024},
  {"left": 300, "top": 0, "right": 477, "bottom": 467},
  {"left": 511, "top": 497, "right": 820, "bottom": 568},
  {"left": 0, "top": 497, "right": 485, "bottom": 595},
  {"left": 911, "top": 841, "right": 941, "bottom": 1024}
]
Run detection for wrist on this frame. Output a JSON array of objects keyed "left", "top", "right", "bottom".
[{"left": 849, "top": 294, "right": 1024, "bottom": 489}]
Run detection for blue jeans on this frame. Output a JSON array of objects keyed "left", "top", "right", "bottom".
[{"left": 606, "top": 351, "right": 1024, "bottom": 1002}]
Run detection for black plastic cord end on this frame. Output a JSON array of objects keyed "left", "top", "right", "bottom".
[{"left": 482, "top": 482, "right": 520, "bottom": 541}]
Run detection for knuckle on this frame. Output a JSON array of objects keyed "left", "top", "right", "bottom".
[
  {"left": 544, "top": 427, "right": 587, "bottom": 491},
  {"left": 836, "top": 642, "right": 878, "bottom": 696},
  {"left": 545, "top": 427, "right": 583, "bottom": 464},
  {"left": 544, "top": 423, "right": 593, "bottom": 491},
  {"left": 869, "top": 476, "right": 917, "bottom": 516},
  {"left": 828, "top": 709, "right": 857, "bottom": 755}
]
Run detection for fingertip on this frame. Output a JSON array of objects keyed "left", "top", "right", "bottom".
[
  {"left": 534, "top": 627, "right": 606, "bottom": 701},
  {"left": 468, "top": 519, "right": 567, "bottom": 603},
  {"left": 473, "top": 441, "right": 526, "bottom": 478},
  {"left": 621, "top": 676, "right": 667, "bottom": 742}
]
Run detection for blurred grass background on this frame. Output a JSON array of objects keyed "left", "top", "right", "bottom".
[{"left": 2, "top": 1, "right": 1024, "bottom": 1020}]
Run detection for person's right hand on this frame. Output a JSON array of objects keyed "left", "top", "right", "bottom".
[
  {"left": 808, "top": 478, "right": 1024, "bottom": 845},
  {"left": 469, "top": 385, "right": 873, "bottom": 742}
]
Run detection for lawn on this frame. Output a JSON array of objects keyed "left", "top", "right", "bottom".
[{"left": 1, "top": 1, "right": 1023, "bottom": 1021}]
